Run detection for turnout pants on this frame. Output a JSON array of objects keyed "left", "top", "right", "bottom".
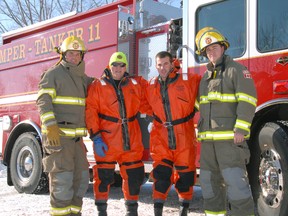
[
  {"left": 42, "top": 136, "right": 89, "bottom": 216},
  {"left": 199, "top": 141, "right": 255, "bottom": 216}
]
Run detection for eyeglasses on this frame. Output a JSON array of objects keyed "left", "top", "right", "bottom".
[{"left": 111, "top": 62, "right": 126, "bottom": 67}]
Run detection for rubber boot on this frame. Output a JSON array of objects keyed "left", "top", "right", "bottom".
[
  {"left": 154, "top": 202, "right": 164, "bottom": 216},
  {"left": 95, "top": 202, "right": 107, "bottom": 216},
  {"left": 125, "top": 202, "right": 138, "bottom": 216},
  {"left": 179, "top": 202, "right": 189, "bottom": 216}
]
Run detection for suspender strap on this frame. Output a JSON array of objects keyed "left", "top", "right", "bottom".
[
  {"left": 98, "top": 113, "right": 137, "bottom": 124},
  {"left": 153, "top": 110, "right": 195, "bottom": 127}
]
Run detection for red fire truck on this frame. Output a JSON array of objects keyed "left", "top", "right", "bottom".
[
  {"left": 1, "top": 0, "right": 288, "bottom": 215},
  {"left": 0, "top": 0, "right": 182, "bottom": 191}
]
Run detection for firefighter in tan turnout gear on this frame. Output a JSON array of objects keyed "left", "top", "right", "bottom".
[
  {"left": 195, "top": 27, "right": 257, "bottom": 216},
  {"left": 37, "top": 36, "right": 94, "bottom": 216}
]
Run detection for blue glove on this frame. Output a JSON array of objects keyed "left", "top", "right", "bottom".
[{"left": 92, "top": 136, "right": 108, "bottom": 157}]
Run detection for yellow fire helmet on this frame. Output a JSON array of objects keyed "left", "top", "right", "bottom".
[
  {"left": 59, "top": 36, "right": 87, "bottom": 54},
  {"left": 195, "top": 27, "right": 230, "bottom": 56},
  {"left": 109, "top": 52, "right": 128, "bottom": 67}
]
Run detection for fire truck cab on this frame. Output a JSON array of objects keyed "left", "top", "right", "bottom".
[
  {"left": 185, "top": 0, "right": 288, "bottom": 215},
  {"left": 1, "top": 0, "right": 288, "bottom": 215}
]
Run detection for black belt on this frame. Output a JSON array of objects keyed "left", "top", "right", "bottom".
[
  {"left": 121, "top": 160, "right": 142, "bottom": 166},
  {"left": 96, "top": 160, "right": 142, "bottom": 166},
  {"left": 153, "top": 111, "right": 195, "bottom": 127},
  {"left": 96, "top": 161, "right": 117, "bottom": 165},
  {"left": 98, "top": 113, "right": 137, "bottom": 124}
]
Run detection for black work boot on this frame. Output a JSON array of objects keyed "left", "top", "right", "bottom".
[
  {"left": 125, "top": 202, "right": 138, "bottom": 216},
  {"left": 179, "top": 202, "right": 189, "bottom": 216},
  {"left": 154, "top": 202, "right": 164, "bottom": 216},
  {"left": 95, "top": 202, "right": 107, "bottom": 216}
]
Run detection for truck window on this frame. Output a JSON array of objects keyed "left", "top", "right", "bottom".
[
  {"left": 134, "top": 1, "right": 182, "bottom": 30},
  {"left": 257, "top": 0, "right": 288, "bottom": 52},
  {"left": 195, "top": 0, "right": 246, "bottom": 63}
]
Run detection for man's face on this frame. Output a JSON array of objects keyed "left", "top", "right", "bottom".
[
  {"left": 205, "top": 43, "right": 225, "bottom": 65},
  {"left": 65, "top": 50, "right": 82, "bottom": 65},
  {"left": 156, "top": 56, "right": 173, "bottom": 81},
  {"left": 110, "top": 62, "right": 126, "bottom": 80}
]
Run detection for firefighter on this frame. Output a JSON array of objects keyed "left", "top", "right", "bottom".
[
  {"left": 85, "top": 52, "right": 151, "bottom": 216},
  {"left": 146, "top": 51, "right": 201, "bottom": 216},
  {"left": 37, "top": 36, "right": 94, "bottom": 216},
  {"left": 195, "top": 27, "right": 257, "bottom": 216}
]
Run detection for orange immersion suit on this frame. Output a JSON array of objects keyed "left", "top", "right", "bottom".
[
  {"left": 85, "top": 69, "right": 151, "bottom": 202},
  {"left": 146, "top": 67, "right": 201, "bottom": 202}
]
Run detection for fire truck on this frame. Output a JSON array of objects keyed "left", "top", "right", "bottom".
[
  {"left": 0, "top": 0, "right": 182, "bottom": 192},
  {"left": 1, "top": 0, "right": 288, "bottom": 215}
]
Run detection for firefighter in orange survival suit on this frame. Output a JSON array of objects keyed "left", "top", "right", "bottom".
[
  {"left": 146, "top": 51, "right": 201, "bottom": 216},
  {"left": 85, "top": 52, "right": 151, "bottom": 216}
]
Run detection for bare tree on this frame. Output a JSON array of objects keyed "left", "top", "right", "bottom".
[
  {"left": 0, "top": 0, "right": 109, "bottom": 33},
  {"left": 0, "top": 0, "right": 180, "bottom": 34}
]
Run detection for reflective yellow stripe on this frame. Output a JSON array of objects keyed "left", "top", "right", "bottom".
[
  {"left": 40, "top": 111, "right": 55, "bottom": 123},
  {"left": 70, "top": 205, "right": 81, "bottom": 214},
  {"left": 236, "top": 92, "right": 257, "bottom": 106},
  {"left": 195, "top": 100, "right": 199, "bottom": 110},
  {"left": 60, "top": 127, "right": 87, "bottom": 137},
  {"left": 38, "top": 88, "right": 86, "bottom": 106},
  {"left": 200, "top": 92, "right": 257, "bottom": 106},
  {"left": 38, "top": 88, "right": 56, "bottom": 99},
  {"left": 198, "top": 131, "right": 250, "bottom": 141},
  {"left": 53, "top": 96, "right": 85, "bottom": 106},
  {"left": 50, "top": 206, "right": 71, "bottom": 215},
  {"left": 42, "top": 127, "right": 87, "bottom": 137},
  {"left": 198, "top": 131, "right": 234, "bottom": 141},
  {"left": 200, "top": 93, "right": 236, "bottom": 104},
  {"left": 207, "top": 92, "right": 237, "bottom": 102},
  {"left": 205, "top": 210, "right": 226, "bottom": 216},
  {"left": 235, "top": 119, "right": 251, "bottom": 132}
]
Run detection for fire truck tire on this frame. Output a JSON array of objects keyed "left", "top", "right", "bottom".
[
  {"left": 10, "top": 132, "right": 49, "bottom": 194},
  {"left": 248, "top": 121, "right": 288, "bottom": 216}
]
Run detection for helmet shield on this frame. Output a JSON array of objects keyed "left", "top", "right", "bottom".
[{"left": 60, "top": 36, "right": 87, "bottom": 53}]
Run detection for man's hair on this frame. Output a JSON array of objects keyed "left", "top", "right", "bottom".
[{"left": 155, "top": 51, "right": 173, "bottom": 63}]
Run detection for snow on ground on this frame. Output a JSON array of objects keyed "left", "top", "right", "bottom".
[{"left": 0, "top": 163, "right": 204, "bottom": 216}]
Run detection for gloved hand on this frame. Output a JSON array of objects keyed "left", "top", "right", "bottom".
[
  {"left": 93, "top": 136, "right": 108, "bottom": 157},
  {"left": 46, "top": 124, "right": 64, "bottom": 146}
]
